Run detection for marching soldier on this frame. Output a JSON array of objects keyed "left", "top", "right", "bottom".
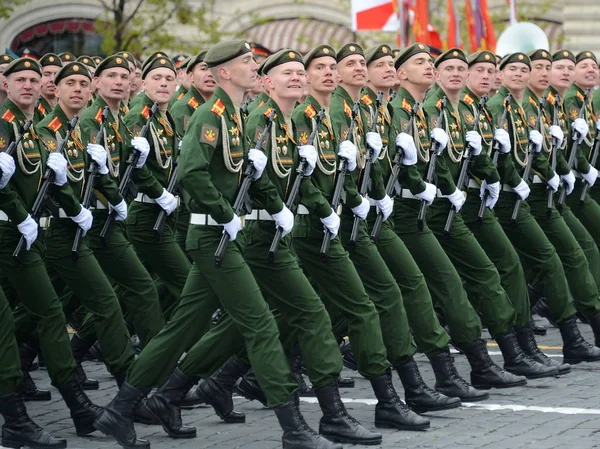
[{"left": 34, "top": 53, "right": 62, "bottom": 123}]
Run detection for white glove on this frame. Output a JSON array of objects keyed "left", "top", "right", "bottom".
[
  {"left": 466, "top": 130, "right": 482, "bottom": 156},
  {"left": 132, "top": 136, "right": 150, "bottom": 168},
  {"left": 430, "top": 128, "right": 448, "bottom": 153},
  {"left": 338, "top": 140, "right": 357, "bottom": 172},
  {"left": 320, "top": 210, "right": 340, "bottom": 239},
  {"left": 513, "top": 179, "right": 531, "bottom": 201},
  {"left": 376, "top": 194, "right": 394, "bottom": 220},
  {"left": 0, "top": 152, "right": 15, "bottom": 189},
  {"left": 443, "top": 188, "right": 466, "bottom": 212},
  {"left": 529, "top": 130, "right": 543, "bottom": 153},
  {"left": 110, "top": 199, "right": 128, "bottom": 221},
  {"left": 596, "top": 119, "right": 600, "bottom": 132},
  {"left": 415, "top": 182, "right": 436, "bottom": 205},
  {"left": 494, "top": 128, "right": 511, "bottom": 153},
  {"left": 582, "top": 166, "right": 598, "bottom": 187},
  {"left": 17, "top": 214, "right": 38, "bottom": 250},
  {"left": 47, "top": 152, "right": 68, "bottom": 186},
  {"left": 547, "top": 173, "right": 560, "bottom": 192},
  {"left": 155, "top": 189, "right": 178, "bottom": 215},
  {"left": 351, "top": 196, "right": 370, "bottom": 219},
  {"left": 561, "top": 171, "right": 576, "bottom": 195},
  {"left": 571, "top": 118, "right": 589, "bottom": 144},
  {"left": 298, "top": 145, "right": 317, "bottom": 176},
  {"left": 222, "top": 214, "right": 242, "bottom": 241},
  {"left": 272, "top": 205, "right": 294, "bottom": 237},
  {"left": 548, "top": 125, "right": 564, "bottom": 149},
  {"left": 480, "top": 180, "right": 500, "bottom": 209},
  {"left": 366, "top": 132, "right": 383, "bottom": 162},
  {"left": 248, "top": 148, "right": 267, "bottom": 180},
  {"left": 396, "top": 133, "right": 417, "bottom": 166},
  {"left": 86, "top": 143, "right": 109, "bottom": 175},
  {"left": 71, "top": 207, "right": 93, "bottom": 236}
]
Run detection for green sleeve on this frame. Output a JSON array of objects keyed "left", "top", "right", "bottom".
[
  {"left": 470, "top": 153, "right": 501, "bottom": 184},
  {"left": 555, "top": 147, "right": 571, "bottom": 176},
  {"left": 0, "top": 183, "right": 28, "bottom": 223}
]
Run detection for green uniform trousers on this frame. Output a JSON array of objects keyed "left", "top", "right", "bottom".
[
  {"left": 292, "top": 215, "right": 391, "bottom": 379},
  {"left": 368, "top": 211, "right": 451, "bottom": 357},
  {"left": 174, "top": 203, "right": 190, "bottom": 255},
  {"left": 391, "top": 198, "right": 482, "bottom": 345},
  {"left": 0, "top": 225, "right": 76, "bottom": 387},
  {"left": 527, "top": 184, "right": 600, "bottom": 319},
  {"left": 462, "top": 188, "right": 531, "bottom": 329},
  {"left": 494, "top": 191, "right": 577, "bottom": 323},
  {"left": 0, "top": 287, "right": 22, "bottom": 396},
  {"left": 127, "top": 225, "right": 297, "bottom": 407}
]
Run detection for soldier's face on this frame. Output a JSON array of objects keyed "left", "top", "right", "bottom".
[
  {"left": 0, "top": 63, "right": 9, "bottom": 92},
  {"left": 367, "top": 56, "right": 395, "bottom": 89},
  {"left": 306, "top": 56, "right": 337, "bottom": 94},
  {"left": 224, "top": 53, "right": 258, "bottom": 91},
  {"left": 56, "top": 75, "right": 92, "bottom": 113},
  {"left": 94, "top": 68, "right": 130, "bottom": 102},
  {"left": 501, "top": 63, "right": 530, "bottom": 91},
  {"left": 551, "top": 60, "right": 575, "bottom": 90},
  {"left": 435, "top": 59, "right": 467, "bottom": 92},
  {"left": 397, "top": 54, "right": 434, "bottom": 88},
  {"left": 191, "top": 62, "right": 216, "bottom": 95},
  {"left": 5, "top": 71, "right": 41, "bottom": 110},
  {"left": 142, "top": 67, "right": 177, "bottom": 105},
  {"left": 338, "top": 55, "right": 367, "bottom": 87},
  {"left": 467, "top": 63, "right": 495, "bottom": 97},
  {"left": 265, "top": 61, "right": 306, "bottom": 101},
  {"left": 574, "top": 59, "right": 598, "bottom": 88},
  {"left": 529, "top": 60, "right": 551, "bottom": 93},
  {"left": 41, "top": 65, "right": 60, "bottom": 98},
  {"left": 130, "top": 67, "right": 142, "bottom": 95},
  {"left": 493, "top": 64, "right": 502, "bottom": 90}
]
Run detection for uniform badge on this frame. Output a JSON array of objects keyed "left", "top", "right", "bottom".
[
  {"left": 462, "top": 111, "right": 474, "bottom": 125},
  {"left": 299, "top": 130, "right": 309, "bottom": 145},
  {"left": 200, "top": 124, "right": 219, "bottom": 147},
  {"left": 0, "top": 136, "right": 6, "bottom": 149},
  {"left": 43, "top": 137, "right": 57, "bottom": 151},
  {"left": 569, "top": 105, "right": 579, "bottom": 120},
  {"left": 528, "top": 112, "right": 536, "bottom": 127}
]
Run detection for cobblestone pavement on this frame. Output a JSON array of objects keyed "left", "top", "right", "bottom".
[{"left": 8, "top": 318, "right": 600, "bottom": 449}]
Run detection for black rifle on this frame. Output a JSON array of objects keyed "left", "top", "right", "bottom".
[
  {"left": 214, "top": 110, "right": 275, "bottom": 268},
  {"left": 417, "top": 96, "right": 447, "bottom": 231},
  {"left": 153, "top": 135, "right": 182, "bottom": 242},
  {"left": 268, "top": 109, "right": 325, "bottom": 263},
  {"left": 557, "top": 89, "right": 589, "bottom": 212},
  {"left": 478, "top": 93, "right": 511, "bottom": 222},
  {"left": 370, "top": 102, "right": 419, "bottom": 242},
  {"left": 319, "top": 102, "right": 360, "bottom": 263},
  {"left": 71, "top": 106, "right": 109, "bottom": 261},
  {"left": 99, "top": 102, "right": 158, "bottom": 246},
  {"left": 443, "top": 94, "right": 487, "bottom": 236},
  {"left": 546, "top": 96, "right": 560, "bottom": 216},
  {"left": 349, "top": 91, "right": 383, "bottom": 249},
  {"left": 511, "top": 96, "right": 547, "bottom": 225},
  {"left": 241, "top": 97, "right": 252, "bottom": 116},
  {"left": 13, "top": 116, "right": 79, "bottom": 264}
]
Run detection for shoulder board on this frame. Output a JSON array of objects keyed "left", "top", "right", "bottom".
[
  {"left": 462, "top": 94, "right": 474, "bottom": 105},
  {"left": 547, "top": 91, "right": 555, "bottom": 105},
  {"left": 343, "top": 100, "right": 352, "bottom": 117},
  {"left": 48, "top": 117, "right": 62, "bottom": 132},
  {"left": 1, "top": 110, "right": 15, "bottom": 123},
  {"left": 141, "top": 105, "right": 150, "bottom": 119},
  {"left": 401, "top": 98, "right": 412, "bottom": 112},
  {"left": 187, "top": 97, "right": 199, "bottom": 109},
  {"left": 263, "top": 107, "right": 275, "bottom": 118},
  {"left": 211, "top": 98, "right": 225, "bottom": 116},
  {"left": 528, "top": 96, "right": 537, "bottom": 107},
  {"left": 361, "top": 93, "right": 373, "bottom": 106},
  {"left": 37, "top": 103, "right": 47, "bottom": 114},
  {"left": 177, "top": 92, "right": 185, "bottom": 101},
  {"left": 94, "top": 108, "right": 103, "bottom": 124},
  {"left": 305, "top": 104, "right": 317, "bottom": 119},
  {"left": 576, "top": 91, "right": 585, "bottom": 102}
]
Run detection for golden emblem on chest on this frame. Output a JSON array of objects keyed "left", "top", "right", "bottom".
[
  {"left": 318, "top": 130, "right": 328, "bottom": 139},
  {"left": 276, "top": 135, "right": 288, "bottom": 144}
]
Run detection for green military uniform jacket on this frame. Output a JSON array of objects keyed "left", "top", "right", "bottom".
[
  {"left": 33, "top": 96, "right": 53, "bottom": 124},
  {"left": 0, "top": 99, "right": 79, "bottom": 223},
  {"left": 564, "top": 83, "right": 597, "bottom": 174},
  {"left": 171, "top": 85, "right": 205, "bottom": 136},
  {"left": 178, "top": 86, "right": 283, "bottom": 225},
  {"left": 593, "top": 88, "right": 600, "bottom": 118},
  {"left": 247, "top": 92, "right": 269, "bottom": 116},
  {"left": 124, "top": 95, "right": 177, "bottom": 198},
  {"left": 129, "top": 91, "right": 148, "bottom": 110},
  {"left": 169, "top": 86, "right": 188, "bottom": 109},
  {"left": 538, "top": 86, "right": 572, "bottom": 176}
]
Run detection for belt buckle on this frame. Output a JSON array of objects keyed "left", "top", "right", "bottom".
[
  {"left": 39, "top": 217, "right": 51, "bottom": 229},
  {"left": 239, "top": 216, "right": 245, "bottom": 228},
  {"left": 175, "top": 195, "right": 180, "bottom": 207},
  {"left": 336, "top": 205, "right": 342, "bottom": 216}
]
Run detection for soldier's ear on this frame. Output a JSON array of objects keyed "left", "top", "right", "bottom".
[
  {"left": 264, "top": 75, "right": 275, "bottom": 91},
  {"left": 141, "top": 79, "right": 147, "bottom": 91}
]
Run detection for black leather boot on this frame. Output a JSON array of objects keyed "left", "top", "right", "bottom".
[
  {"left": 237, "top": 368, "right": 268, "bottom": 407},
  {"left": 17, "top": 343, "right": 51, "bottom": 401},
  {"left": 495, "top": 332, "right": 558, "bottom": 379},
  {"left": 339, "top": 340, "right": 357, "bottom": 371},
  {"left": 88, "top": 340, "right": 104, "bottom": 363},
  {"left": 179, "top": 385, "right": 208, "bottom": 409},
  {"left": 529, "top": 317, "right": 546, "bottom": 336},
  {"left": 531, "top": 297, "right": 558, "bottom": 327},
  {"left": 199, "top": 358, "right": 247, "bottom": 422},
  {"left": 145, "top": 368, "right": 197, "bottom": 438},
  {"left": 588, "top": 312, "right": 600, "bottom": 348},
  {"left": 93, "top": 382, "right": 151, "bottom": 449},
  {"left": 369, "top": 369, "right": 429, "bottom": 430},
  {"left": 559, "top": 316, "right": 600, "bottom": 364},
  {"left": 396, "top": 357, "right": 461, "bottom": 413},
  {"left": 273, "top": 393, "right": 342, "bottom": 449},
  {"left": 71, "top": 334, "right": 99, "bottom": 390},
  {"left": 337, "top": 375, "right": 354, "bottom": 388},
  {"left": 57, "top": 377, "right": 104, "bottom": 436},
  {"left": 289, "top": 351, "right": 314, "bottom": 396},
  {"left": 459, "top": 338, "right": 527, "bottom": 389},
  {"left": 515, "top": 326, "right": 571, "bottom": 375},
  {"left": 0, "top": 393, "right": 66, "bottom": 449},
  {"left": 315, "top": 381, "right": 382, "bottom": 445},
  {"left": 428, "top": 349, "right": 489, "bottom": 402}
]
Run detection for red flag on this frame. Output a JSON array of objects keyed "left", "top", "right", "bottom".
[
  {"left": 446, "top": 0, "right": 462, "bottom": 49},
  {"left": 480, "top": 0, "right": 497, "bottom": 50},
  {"left": 465, "top": 0, "right": 478, "bottom": 52},
  {"left": 413, "top": 0, "right": 429, "bottom": 43}
]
